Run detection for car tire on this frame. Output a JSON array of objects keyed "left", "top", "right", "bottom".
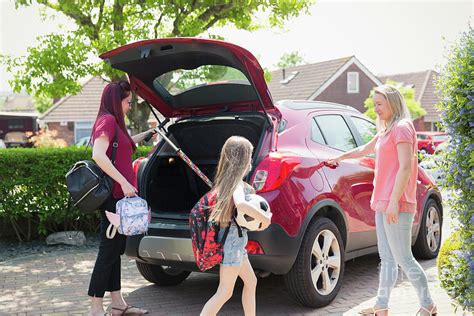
[
  {"left": 284, "top": 217, "right": 345, "bottom": 308},
  {"left": 136, "top": 261, "right": 191, "bottom": 286},
  {"left": 413, "top": 199, "right": 442, "bottom": 259}
]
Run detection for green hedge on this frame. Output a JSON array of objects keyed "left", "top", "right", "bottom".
[{"left": 0, "top": 146, "right": 152, "bottom": 241}]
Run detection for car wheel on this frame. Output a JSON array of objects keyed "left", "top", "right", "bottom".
[
  {"left": 413, "top": 199, "right": 442, "bottom": 259},
  {"left": 136, "top": 261, "right": 191, "bottom": 286},
  {"left": 284, "top": 217, "right": 345, "bottom": 308}
]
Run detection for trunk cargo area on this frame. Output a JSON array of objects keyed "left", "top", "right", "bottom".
[{"left": 143, "top": 113, "right": 269, "bottom": 220}]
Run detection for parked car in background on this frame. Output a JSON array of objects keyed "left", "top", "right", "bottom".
[
  {"left": 3, "top": 131, "right": 32, "bottom": 148},
  {"left": 75, "top": 136, "right": 90, "bottom": 147},
  {"left": 416, "top": 131, "right": 448, "bottom": 154},
  {"left": 101, "top": 38, "right": 444, "bottom": 308}
]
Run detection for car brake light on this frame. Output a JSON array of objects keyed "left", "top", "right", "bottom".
[
  {"left": 252, "top": 152, "right": 302, "bottom": 193},
  {"left": 246, "top": 240, "right": 264, "bottom": 255}
]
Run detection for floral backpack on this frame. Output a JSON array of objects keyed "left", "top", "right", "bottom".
[{"left": 190, "top": 191, "right": 242, "bottom": 271}]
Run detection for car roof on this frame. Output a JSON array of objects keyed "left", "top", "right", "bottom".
[
  {"left": 416, "top": 131, "right": 446, "bottom": 135},
  {"left": 276, "top": 100, "right": 361, "bottom": 115}
]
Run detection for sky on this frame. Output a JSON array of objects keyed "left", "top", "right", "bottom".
[{"left": 0, "top": 0, "right": 473, "bottom": 93}]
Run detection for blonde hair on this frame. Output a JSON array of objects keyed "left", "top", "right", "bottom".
[
  {"left": 209, "top": 136, "right": 254, "bottom": 226},
  {"left": 373, "top": 85, "right": 411, "bottom": 132}
]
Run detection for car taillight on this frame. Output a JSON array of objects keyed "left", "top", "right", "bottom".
[
  {"left": 246, "top": 240, "right": 264, "bottom": 255},
  {"left": 252, "top": 152, "right": 302, "bottom": 193}
]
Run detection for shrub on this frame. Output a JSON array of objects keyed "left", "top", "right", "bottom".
[
  {"left": 435, "top": 24, "right": 474, "bottom": 312},
  {"left": 0, "top": 146, "right": 153, "bottom": 241}
]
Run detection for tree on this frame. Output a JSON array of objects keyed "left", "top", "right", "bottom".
[
  {"left": 275, "top": 51, "right": 306, "bottom": 69},
  {"left": 435, "top": 24, "right": 473, "bottom": 313},
  {"left": 363, "top": 80, "right": 426, "bottom": 120},
  {"left": 2, "top": 0, "right": 315, "bottom": 134}
]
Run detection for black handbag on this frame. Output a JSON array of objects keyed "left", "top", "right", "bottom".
[{"left": 65, "top": 127, "right": 118, "bottom": 213}]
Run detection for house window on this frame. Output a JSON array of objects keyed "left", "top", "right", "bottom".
[
  {"left": 347, "top": 72, "right": 359, "bottom": 94},
  {"left": 8, "top": 119, "right": 24, "bottom": 129},
  {"left": 74, "top": 121, "right": 93, "bottom": 143}
]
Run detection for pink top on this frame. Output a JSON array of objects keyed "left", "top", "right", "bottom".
[
  {"left": 370, "top": 119, "right": 418, "bottom": 213},
  {"left": 92, "top": 114, "right": 136, "bottom": 199}
]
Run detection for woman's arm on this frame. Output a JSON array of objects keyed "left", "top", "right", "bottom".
[
  {"left": 385, "top": 142, "right": 413, "bottom": 223},
  {"left": 327, "top": 134, "right": 378, "bottom": 166},
  {"left": 92, "top": 136, "right": 137, "bottom": 197},
  {"left": 233, "top": 183, "right": 272, "bottom": 225},
  {"left": 131, "top": 128, "right": 157, "bottom": 144}
]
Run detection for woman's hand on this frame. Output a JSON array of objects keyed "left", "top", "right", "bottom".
[
  {"left": 386, "top": 201, "right": 399, "bottom": 224},
  {"left": 326, "top": 156, "right": 342, "bottom": 168},
  {"left": 120, "top": 180, "right": 138, "bottom": 197},
  {"left": 146, "top": 128, "right": 159, "bottom": 141}
]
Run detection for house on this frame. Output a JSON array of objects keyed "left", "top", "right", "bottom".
[
  {"left": 0, "top": 94, "right": 38, "bottom": 145},
  {"left": 379, "top": 70, "right": 440, "bottom": 131},
  {"left": 39, "top": 77, "right": 164, "bottom": 145},
  {"left": 267, "top": 56, "right": 382, "bottom": 113}
]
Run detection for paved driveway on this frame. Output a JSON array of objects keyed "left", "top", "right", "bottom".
[{"left": 0, "top": 203, "right": 463, "bottom": 315}]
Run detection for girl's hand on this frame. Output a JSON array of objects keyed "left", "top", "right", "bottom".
[
  {"left": 386, "top": 201, "right": 399, "bottom": 224},
  {"left": 120, "top": 181, "right": 138, "bottom": 197}
]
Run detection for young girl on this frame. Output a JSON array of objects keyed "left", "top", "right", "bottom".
[
  {"left": 328, "top": 85, "right": 436, "bottom": 316},
  {"left": 200, "top": 136, "right": 272, "bottom": 316}
]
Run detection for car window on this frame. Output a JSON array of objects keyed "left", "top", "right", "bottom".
[
  {"left": 351, "top": 116, "right": 377, "bottom": 145},
  {"left": 315, "top": 115, "right": 357, "bottom": 151},
  {"left": 432, "top": 134, "right": 448, "bottom": 141},
  {"left": 153, "top": 65, "right": 249, "bottom": 96},
  {"left": 311, "top": 119, "right": 325, "bottom": 144}
]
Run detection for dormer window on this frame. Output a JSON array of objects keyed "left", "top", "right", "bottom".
[
  {"left": 347, "top": 72, "right": 359, "bottom": 93},
  {"left": 280, "top": 70, "right": 299, "bottom": 84}
]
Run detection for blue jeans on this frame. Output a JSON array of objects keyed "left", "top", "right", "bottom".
[{"left": 375, "top": 212, "right": 433, "bottom": 308}]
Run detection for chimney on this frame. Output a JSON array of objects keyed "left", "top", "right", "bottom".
[{"left": 282, "top": 68, "right": 286, "bottom": 80}]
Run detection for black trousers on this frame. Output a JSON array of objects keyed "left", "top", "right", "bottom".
[{"left": 88, "top": 197, "right": 127, "bottom": 298}]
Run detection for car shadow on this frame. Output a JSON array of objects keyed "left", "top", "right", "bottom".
[{"left": 123, "top": 254, "right": 439, "bottom": 315}]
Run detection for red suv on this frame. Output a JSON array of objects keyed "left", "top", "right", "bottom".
[
  {"left": 417, "top": 131, "right": 448, "bottom": 154},
  {"left": 101, "top": 38, "right": 443, "bottom": 308}
]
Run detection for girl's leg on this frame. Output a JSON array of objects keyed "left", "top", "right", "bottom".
[
  {"left": 374, "top": 212, "right": 398, "bottom": 309},
  {"left": 200, "top": 265, "right": 241, "bottom": 316},
  {"left": 238, "top": 257, "right": 257, "bottom": 316},
  {"left": 383, "top": 212, "right": 434, "bottom": 309}
]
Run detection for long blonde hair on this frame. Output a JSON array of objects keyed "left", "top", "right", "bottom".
[
  {"left": 209, "top": 136, "right": 254, "bottom": 226},
  {"left": 373, "top": 85, "right": 411, "bottom": 133}
]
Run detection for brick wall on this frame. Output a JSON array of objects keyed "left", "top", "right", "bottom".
[
  {"left": 47, "top": 122, "right": 75, "bottom": 145},
  {"left": 315, "top": 64, "right": 378, "bottom": 113}
]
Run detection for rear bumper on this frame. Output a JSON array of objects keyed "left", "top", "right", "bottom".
[{"left": 125, "top": 221, "right": 300, "bottom": 275}]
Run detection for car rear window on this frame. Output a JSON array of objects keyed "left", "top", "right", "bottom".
[{"left": 153, "top": 65, "right": 249, "bottom": 96}]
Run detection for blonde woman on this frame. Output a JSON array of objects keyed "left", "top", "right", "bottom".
[
  {"left": 200, "top": 136, "right": 272, "bottom": 316},
  {"left": 327, "top": 85, "right": 437, "bottom": 316}
]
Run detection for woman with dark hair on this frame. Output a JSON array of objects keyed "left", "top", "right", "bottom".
[{"left": 88, "top": 80, "right": 153, "bottom": 315}]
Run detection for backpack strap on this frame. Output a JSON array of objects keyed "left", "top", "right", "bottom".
[
  {"left": 232, "top": 213, "right": 243, "bottom": 238},
  {"left": 111, "top": 126, "right": 118, "bottom": 165}
]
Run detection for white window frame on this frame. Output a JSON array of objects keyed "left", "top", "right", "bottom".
[
  {"left": 347, "top": 72, "right": 359, "bottom": 94},
  {"left": 74, "top": 121, "right": 94, "bottom": 143}
]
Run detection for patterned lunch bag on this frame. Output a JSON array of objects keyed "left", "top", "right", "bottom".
[{"left": 106, "top": 196, "right": 150, "bottom": 239}]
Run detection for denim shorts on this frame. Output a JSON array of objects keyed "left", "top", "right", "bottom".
[{"left": 217, "top": 223, "right": 248, "bottom": 267}]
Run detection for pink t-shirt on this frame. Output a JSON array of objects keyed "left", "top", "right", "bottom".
[
  {"left": 371, "top": 119, "right": 418, "bottom": 213},
  {"left": 92, "top": 114, "right": 136, "bottom": 199}
]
